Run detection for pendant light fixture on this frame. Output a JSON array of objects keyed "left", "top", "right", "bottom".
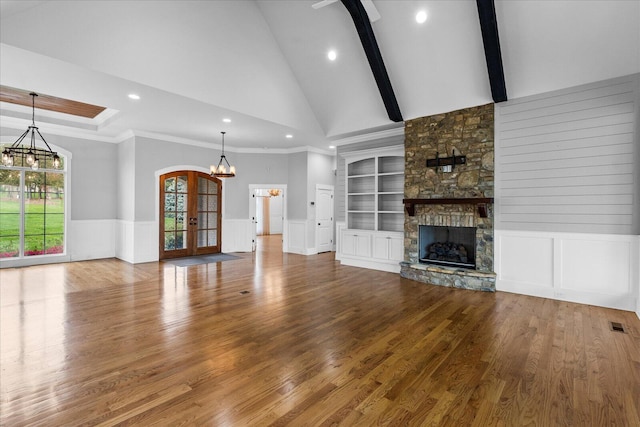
[
  {"left": 210, "top": 131, "right": 236, "bottom": 178},
  {"left": 1, "top": 92, "right": 61, "bottom": 170}
]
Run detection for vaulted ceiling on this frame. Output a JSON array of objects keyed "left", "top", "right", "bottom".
[{"left": 0, "top": 0, "right": 638, "bottom": 151}]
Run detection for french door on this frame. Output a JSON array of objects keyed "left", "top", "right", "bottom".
[{"left": 159, "top": 171, "right": 221, "bottom": 259}]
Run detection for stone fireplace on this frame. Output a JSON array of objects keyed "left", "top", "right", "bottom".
[{"left": 400, "top": 103, "right": 496, "bottom": 292}]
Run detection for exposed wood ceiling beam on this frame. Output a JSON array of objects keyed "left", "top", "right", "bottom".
[
  {"left": 340, "top": 0, "right": 403, "bottom": 122},
  {"left": 0, "top": 85, "right": 106, "bottom": 119},
  {"left": 476, "top": 0, "right": 507, "bottom": 103}
]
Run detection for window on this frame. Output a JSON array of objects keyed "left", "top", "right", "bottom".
[{"left": 0, "top": 150, "right": 66, "bottom": 259}]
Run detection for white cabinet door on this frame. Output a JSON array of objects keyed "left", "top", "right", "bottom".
[
  {"left": 373, "top": 235, "right": 391, "bottom": 259},
  {"left": 342, "top": 232, "right": 357, "bottom": 256},
  {"left": 355, "top": 234, "right": 371, "bottom": 258},
  {"left": 341, "top": 231, "right": 372, "bottom": 258},
  {"left": 389, "top": 235, "right": 404, "bottom": 261},
  {"left": 373, "top": 233, "right": 404, "bottom": 261}
]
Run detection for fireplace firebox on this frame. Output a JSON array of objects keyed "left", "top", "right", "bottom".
[{"left": 419, "top": 225, "right": 476, "bottom": 269}]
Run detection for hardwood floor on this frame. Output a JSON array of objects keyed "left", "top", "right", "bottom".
[{"left": 1, "top": 235, "right": 639, "bottom": 426}]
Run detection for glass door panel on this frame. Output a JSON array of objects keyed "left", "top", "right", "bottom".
[{"left": 161, "top": 173, "right": 189, "bottom": 257}]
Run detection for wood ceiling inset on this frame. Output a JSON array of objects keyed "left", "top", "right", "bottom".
[{"left": 0, "top": 85, "right": 106, "bottom": 119}]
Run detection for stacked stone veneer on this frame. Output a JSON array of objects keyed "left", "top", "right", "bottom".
[{"left": 401, "top": 103, "right": 496, "bottom": 292}]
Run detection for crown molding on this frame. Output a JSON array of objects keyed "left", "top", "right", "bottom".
[
  {"left": 0, "top": 116, "right": 336, "bottom": 155},
  {"left": 0, "top": 115, "right": 125, "bottom": 144},
  {"left": 330, "top": 126, "right": 404, "bottom": 147}
]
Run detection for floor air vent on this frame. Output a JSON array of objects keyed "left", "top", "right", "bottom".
[
  {"left": 239, "top": 290, "right": 250, "bottom": 295},
  {"left": 609, "top": 321, "right": 626, "bottom": 333}
]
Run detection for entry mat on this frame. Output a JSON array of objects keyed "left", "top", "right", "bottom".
[{"left": 163, "top": 253, "right": 241, "bottom": 267}]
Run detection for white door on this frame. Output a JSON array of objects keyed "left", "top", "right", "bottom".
[
  {"left": 316, "top": 185, "right": 334, "bottom": 253},
  {"left": 248, "top": 184, "right": 288, "bottom": 253},
  {"left": 250, "top": 192, "right": 258, "bottom": 251}
]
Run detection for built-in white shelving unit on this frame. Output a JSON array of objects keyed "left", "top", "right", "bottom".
[
  {"left": 346, "top": 147, "right": 404, "bottom": 232},
  {"left": 339, "top": 146, "right": 404, "bottom": 273}
]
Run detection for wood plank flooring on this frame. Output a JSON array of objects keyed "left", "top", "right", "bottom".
[{"left": 1, "top": 235, "right": 639, "bottom": 426}]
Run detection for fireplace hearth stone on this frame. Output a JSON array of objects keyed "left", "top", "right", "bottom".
[{"left": 400, "top": 262, "right": 496, "bottom": 292}]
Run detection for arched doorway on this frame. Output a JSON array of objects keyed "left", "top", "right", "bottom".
[{"left": 159, "top": 171, "right": 221, "bottom": 259}]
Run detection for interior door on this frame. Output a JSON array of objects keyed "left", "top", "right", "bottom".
[
  {"left": 250, "top": 192, "right": 257, "bottom": 252},
  {"left": 316, "top": 186, "right": 334, "bottom": 253},
  {"left": 160, "top": 171, "right": 221, "bottom": 259}
]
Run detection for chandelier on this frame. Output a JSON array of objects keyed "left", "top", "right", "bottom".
[
  {"left": 1, "top": 92, "right": 61, "bottom": 170},
  {"left": 210, "top": 131, "right": 236, "bottom": 178}
]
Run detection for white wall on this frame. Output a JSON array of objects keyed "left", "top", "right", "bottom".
[
  {"left": 495, "top": 74, "right": 640, "bottom": 312},
  {"left": 287, "top": 152, "right": 307, "bottom": 220},
  {"left": 220, "top": 151, "right": 290, "bottom": 220},
  {"left": 133, "top": 137, "right": 223, "bottom": 221},
  {"left": 117, "top": 137, "right": 136, "bottom": 221}
]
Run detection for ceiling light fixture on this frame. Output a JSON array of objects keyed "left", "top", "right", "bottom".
[
  {"left": 416, "top": 10, "right": 428, "bottom": 24},
  {"left": 128, "top": 93, "right": 140, "bottom": 100},
  {"left": 328, "top": 50, "right": 337, "bottom": 61},
  {"left": 286, "top": 134, "right": 293, "bottom": 139},
  {"left": 210, "top": 131, "right": 236, "bottom": 178},
  {"left": 223, "top": 118, "right": 231, "bottom": 123},
  {"left": 2, "top": 92, "right": 60, "bottom": 170}
]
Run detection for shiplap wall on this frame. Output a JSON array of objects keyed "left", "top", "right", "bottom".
[{"left": 496, "top": 74, "right": 639, "bottom": 234}]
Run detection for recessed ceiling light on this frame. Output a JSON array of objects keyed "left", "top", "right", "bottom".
[
  {"left": 416, "top": 10, "right": 428, "bottom": 24},
  {"left": 327, "top": 50, "right": 337, "bottom": 61},
  {"left": 286, "top": 134, "right": 293, "bottom": 139},
  {"left": 329, "top": 145, "right": 336, "bottom": 149},
  {"left": 128, "top": 93, "right": 140, "bottom": 100},
  {"left": 223, "top": 118, "right": 231, "bottom": 123}
]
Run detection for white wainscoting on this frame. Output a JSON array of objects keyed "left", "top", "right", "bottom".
[
  {"left": 116, "top": 220, "right": 158, "bottom": 264},
  {"left": 115, "top": 220, "right": 134, "bottom": 263},
  {"left": 637, "top": 259, "right": 640, "bottom": 319},
  {"left": 69, "top": 219, "right": 116, "bottom": 261},
  {"left": 134, "top": 221, "right": 158, "bottom": 263},
  {"left": 222, "top": 219, "right": 253, "bottom": 253},
  {"left": 335, "top": 221, "right": 346, "bottom": 261},
  {"left": 496, "top": 230, "right": 639, "bottom": 312},
  {"left": 0, "top": 219, "right": 115, "bottom": 268},
  {"left": 287, "top": 220, "right": 309, "bottom": 255},
  {"left": 116, "top": 219, "right": 252, "bottom": 263}
]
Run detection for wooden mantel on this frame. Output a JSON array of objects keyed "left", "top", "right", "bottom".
[{"left": 403, "top": 198, "right": 494, "bottom": 218}]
